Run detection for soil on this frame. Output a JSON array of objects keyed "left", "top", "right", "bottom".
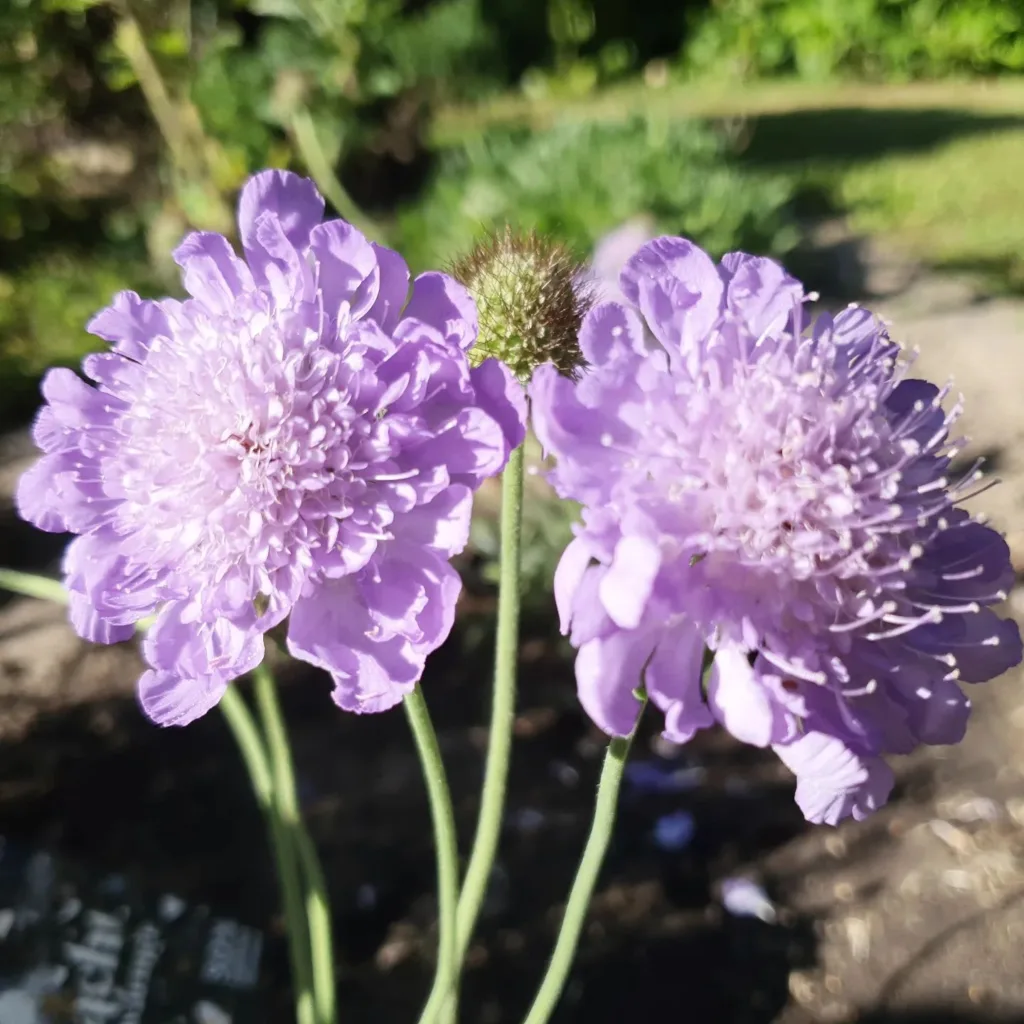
[{"left": 2, "top": 245, "right": 1024, "bottom": 1024}]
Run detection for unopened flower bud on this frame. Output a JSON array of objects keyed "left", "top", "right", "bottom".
[{"left": 450, "top": 227, "right": 592, "bottom": 381}]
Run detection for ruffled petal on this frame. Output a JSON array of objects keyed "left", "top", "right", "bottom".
[
  {"left": 287, "top": 577, "right": 419, "bottom": 714},
  {"left": 173, "top": 232, "right": 254, "bottom": 313},
  {"left": 15, "top": 457, "right": 71, "bottom": 533},
  {"left": 554, "top": 536, "right": 594, "bottom": 635},
  {"left": 887, "top": 666, "right": 971, "bottom": 745},
  {"left": 68, "top": 591, "right": 134, "bottom": 644},
  {"left": 86, "top": 290, "right": 172, "bottom": 361},
  {"left": 143, "top": 602, "right": 264, "bottom": 690},
  {"left": 389, "top": 485, "right": 474, "bottom": 558},
  {"left": 707, "top": 647, "right": 787, "bottom": 748},
  {"left": 645, "top": 621, "right": 714, "bottom": 743},
  {"left": 578, "top": 300, "right": 649, "bottom": 366},
  {"left": 618, "top": 237, "right": 724, "bottom": 360},
  {"left": 307, "top": 219, "right": 379, "bottom": 321},
  {"left": 773, "top": 731, "right": 895, "bottom": 825},
  {"left": 719, "top": 251, "right": 804, "bottom": 337},
  {"left": 138, "top": 669, "right": 229, "bottom": 728},
  {"left": 238, "top": 169, "right": 324, "bottom": 264},
  {"left": 402, "top": 272, "right": 478, "bottom": 351},
  {"left": 598, "top": 535, "right": 661, "bottom": 630},
  {"left": 470, "top": 359, "right": 527, "bottom": 453},
  {"left": 529, "top": 362, "right": 629, "bottom": 503},
  {"left": 365, "top": 243, "right": 410, "bottom": 332},
  {"left": 904, "top": 608, "right": 1022, "bottom": 683},
  {"left": 576, "top": 630, "right": 654, "bottom": 736}
]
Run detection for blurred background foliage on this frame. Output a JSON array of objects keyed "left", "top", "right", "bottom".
[{"left": 2, "top": 0, "right": 1023, "bottom": 598}]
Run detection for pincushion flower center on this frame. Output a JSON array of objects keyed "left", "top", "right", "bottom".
[{"left": 685, "top": 367, "right": 865, "bottom": 578}]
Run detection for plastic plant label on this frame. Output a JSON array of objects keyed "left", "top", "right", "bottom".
[{"left": 0, "top": 836, "right": 266, "bottom": 1024}]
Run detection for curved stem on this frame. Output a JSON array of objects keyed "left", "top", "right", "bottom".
[
  {"left": 403, "top": 684, "right": 461, "bottom": 1024},
  {"left": 253, "top": 663, "right": 336, "bottom": 1024},
  {"left": 294, "top": 827, "right": 336, "bottom": 1024},
  {"left": 455, "top": 444, "right": 524, "bottom": 960},
  {"left": 0, "top": 569, "right": 68, "bottom": 605},
  {"left": 521, "top": 698, "right": 647, "bottom": 1024},
  {"left": 221, "top": 683, "right": 317, "bottom": 1024},
  {"left": 290, "top": 109, "right": 384, "bottom": 241}
]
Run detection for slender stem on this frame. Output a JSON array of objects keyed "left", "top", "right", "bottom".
[
  {"left": 253, "top": 663, "right": 336, "bottom": 1024},
  {"left": 294, "top": 827, "right": 336, "bottom": 1024},
  {"left": 115, "top": 11, "right": 196, "bottom": 174},
  {"left": 403, "top": 684, "right": 461, "bottom": 1024},
  {"left": 289, "top": 109, "right": 384, "bottom": 240},
  {"left": 521, "top": 698, "right": 647, "bottom": 1024},
  {"left": 220, "top": 684, "right": 316, "bottom": 1024},
  {"left": 0, "top": 569, "right": 68, "bottom": 605},
  {"left": 455, "top": 444, "right": 524, "bottom": 960}
]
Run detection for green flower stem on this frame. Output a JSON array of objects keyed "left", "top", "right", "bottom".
[
  {"left": 221, "top": 685, "right": 316, "bottom": 1024},
  {"left": 290, "top": 109, "right": 384, "bottom": 242},
  {"left": 403, "top": 683, "right": 461, "bottom": 1024},
  {"left": 253, "top": 663, "right": 336, "bottom": 1024},
  {"left": 455, "top": 444, "right": 524, "bottom": 963},
  {"left": 294, "top": 827, "right": 336, "bottom": 1024},
  {"left": 521, "top": 698, "right": 647, "bottom": 1024},
  {"left": 0, "top": 569, "right": 68, "bottom": 605}
]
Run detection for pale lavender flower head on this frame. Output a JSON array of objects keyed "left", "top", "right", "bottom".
[
  {"left": 17, "top": 170, "right": 526, "bottom": 726},
  {"left": 531, "top": 236, "right": 1021, "bottom": 825}
]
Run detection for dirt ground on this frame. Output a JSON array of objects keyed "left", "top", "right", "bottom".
[{"left": 2, "top": 239, "right": 1024, "bottom": 1024}]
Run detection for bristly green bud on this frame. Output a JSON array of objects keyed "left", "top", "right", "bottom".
[{"left": 449, "top": 227, "right": 593, "bottom": 382}]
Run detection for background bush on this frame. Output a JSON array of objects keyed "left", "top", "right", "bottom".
[
  {"left": 395, "top": 115, "right": 799, "bottom": 271},
  {"left": 682, "top": 0, "right": 1024, "bottom": 82}
]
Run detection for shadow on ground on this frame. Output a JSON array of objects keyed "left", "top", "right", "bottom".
[
  {"left": 859, "top": 1012, "right": 1024, "bottom": 1023},
  {"left": 733, "top": 107, "right": 1024, "bottom": 168}
]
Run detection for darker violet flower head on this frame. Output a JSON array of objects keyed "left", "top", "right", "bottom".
[
  {"left": 531, "top": 236, "right": 1021, "bottom": 825},
  {"left": 17, "top": 170, "right": 526, "bottom": 726}
]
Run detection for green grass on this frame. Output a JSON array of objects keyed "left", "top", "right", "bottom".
[{"left": 836, "top": 127, "right": 1024, "bottom": 288}]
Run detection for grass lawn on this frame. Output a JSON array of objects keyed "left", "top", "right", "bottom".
[{"left": 434, "top": 78, "right": 1024, "bottom": 292}]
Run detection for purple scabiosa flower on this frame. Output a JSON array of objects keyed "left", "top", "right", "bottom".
[
  {"left": 531, "top": 236, "right": 1021, "bottom": 825},
  {"left": 16, "top": 170, "right": 526, "bottom": 726}
]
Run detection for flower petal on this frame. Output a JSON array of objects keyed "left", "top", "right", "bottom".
[
  {"left": 554, "top": 536, "right": 594, "bottom": 635},
  {"left": 87, "top": 290, "right": 172, "bottom": 361},
  {"left": 719, "top": 251, "right": 804, "bottom": 337},
  {"left": 238, "top": 169, "right": 324, "bottom": 261},
  {"left": 645, "top": 622, "right": 714, "bottom": 743},
  {"left": 308, "top": 219, "right": 379, "bottom": 321},
  {"left": 599, "top": 534, "right": 661, "bottom": 630},
  {"left": 773, "top": 731, "right": 895, "bottom": 825},
  {"left": 68, "top": 591, "right": 134, "bottom": 644},
  {"left": 706, "top": 647, "right": 780, "bottom": 747},
  {"left": 287, "top": 577, "right": 420, "bottom": 714},
  {"left": 138, "top": 669, "right": 229, "bottom": 728},
  {"left": 576, "top": 630, "right": 654, "bottom": 736},
  {"left": 578, "top": 300, "right": 649, "bottom": 365},
  {"left": 143, "top": 602, "right": 264, "bottom": 689},
  {"left": 390, "top": 485, "right": 474, "bottom": 558},
  {"left": 365, "top": 243, "right": 410, "bottom": 332},
  {"left": 470, "top": 359, "right": 527, "bottom": 453},
  {"left": 618, "top": 237, "right": 723, "bottom": 358},
  {"left": 905, "top": 608, "right": 1022, "bottom": 683},
  {"left": 173, "top": 232, "right": 254, "bottom": 313},
  {"left": 402, "top": 272, "right": 478, "bottom": 351}
]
